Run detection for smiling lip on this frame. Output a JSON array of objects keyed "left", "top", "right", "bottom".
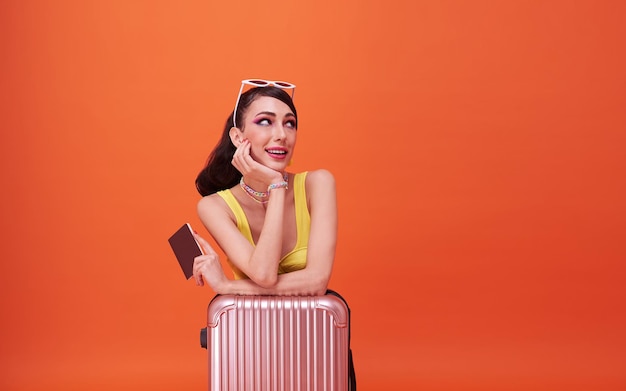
[{"left": 265, "top": 147, "right": 288, "bottom": 160}]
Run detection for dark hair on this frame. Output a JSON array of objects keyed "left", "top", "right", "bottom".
[{"left": 195, "top": 86, "right": 298, "bottom": 196}]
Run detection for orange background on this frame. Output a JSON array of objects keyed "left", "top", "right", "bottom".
[{"left": 1, "top": 1, "right": 625, "bottom": 390}]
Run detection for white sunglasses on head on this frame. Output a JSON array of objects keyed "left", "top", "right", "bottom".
[{"left": 233, "top": 79, "right": 296, "bottom": 128}]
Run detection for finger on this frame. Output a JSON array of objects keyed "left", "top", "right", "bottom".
[
  {"left": 192, "top": 257, "right": 201, "bottom": 273},
  {"left": 233, "top": 140, "right": 245, "bottom": 159},
  {"left": 231, "top": 151, "right": 247, "bottom": 175},
  {"left": 234, "top": 139, "right": 249, "bottom": 158},
  {"left": 192, "top": 259, "right": 201, "bottom": 285},
  {"left": 242, "top": 140, "right": 256, "bottom": 165},
  {"left": 233, "top": 143, "right": 252, "bottom": 173},
  {"left": 193, "top": 261, "right": 205, "bottom": 287},
  {"left": 193, "top": 234, "right": 215, "bottom": 255},
  {"left": 241, "top": 148, "right": 257, "bottom": 168}
]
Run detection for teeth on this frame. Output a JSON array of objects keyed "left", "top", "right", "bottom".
[{"left": 267, "top": 150, "right": 286, "bottom": 154}]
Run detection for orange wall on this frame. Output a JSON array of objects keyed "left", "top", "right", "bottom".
[{"left": 1, "top": 1, "right": 625, "bottom": 390}]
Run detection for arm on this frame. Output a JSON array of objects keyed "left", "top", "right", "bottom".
[
  {"left": 194, "top": 169, "right": 338, "bottom": 296},
  {"left": 206, "top": 137, "right": 288, "bottom": 286},
  {"left": 196, "top": 185, "right": 287, "bottom": 287}
]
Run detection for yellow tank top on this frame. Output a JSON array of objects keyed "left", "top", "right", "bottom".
[{"left": 216, "top": 172, "right": 310, "bottom": 280}]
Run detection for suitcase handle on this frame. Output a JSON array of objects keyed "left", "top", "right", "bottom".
[{"left": 200, "top": 327, "right": 207, "bottom": 349}]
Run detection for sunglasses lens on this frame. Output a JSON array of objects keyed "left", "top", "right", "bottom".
[
  {"left": 248, "top": 80, "right": 269, "bottom": 86},
  {"left": 274, "top": 81, "right": 294, "bottom": 88}
]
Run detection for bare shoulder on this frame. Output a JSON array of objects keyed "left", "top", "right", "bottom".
[
  {"left": 303, "top": 169, "right": 336, "bottom": 204},
  {"left": 197, "top": 192, "right": 221, "bottom": 210},
  {"left": 197, "top": 192, "right": 231, "bottom": 220},
  {"left": 304, "top": 169, "right": 336, "bottom": 187},
  {"left": 303, "top": 170, "right": 337, "bottom": 219}
]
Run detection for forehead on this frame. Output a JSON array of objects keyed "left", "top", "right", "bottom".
[{"left": 245, "top": 96, "right": 294, "bottom": 117}]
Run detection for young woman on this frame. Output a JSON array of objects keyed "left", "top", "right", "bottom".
[{"left": 192, "top": 80, "right": 337, "bottom": 296}]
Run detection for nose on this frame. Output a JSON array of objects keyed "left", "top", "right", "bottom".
[{"left": 273, "top": 123, "right": 287, "bottom": 141}]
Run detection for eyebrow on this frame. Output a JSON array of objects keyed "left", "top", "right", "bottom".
[{"left": 254, "top": 111, "right": 296, "bottom": 118}]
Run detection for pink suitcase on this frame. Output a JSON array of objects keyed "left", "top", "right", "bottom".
[{"left": 202, "top": 292, "right": 355, "bottom": 390}]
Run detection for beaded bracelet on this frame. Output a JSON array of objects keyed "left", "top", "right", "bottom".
[{"left": 267, "top": 181, "right": 289, "bottom": 193}]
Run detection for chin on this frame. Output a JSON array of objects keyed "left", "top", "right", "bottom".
[{"left": 265, "top": 161, "right": 288, "bottom": 171}]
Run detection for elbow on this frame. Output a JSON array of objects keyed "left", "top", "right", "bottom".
[
  {"left": 312, "top": 288, "right": 327, "bottom": 296},
  {"left": 309, "top": 275, "right": 330, "bottom": 296},
  {"left": 251, "top": 271, "right": 278, "bottom": 289}
]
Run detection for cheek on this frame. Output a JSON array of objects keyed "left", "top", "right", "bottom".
[
  {"left": 248, "top": 142, "right": 265, "bottom": 159},
  {"left": 289, "top": 132, "right": 298, "bottom": 145},
  {"left": 241, "top": 130, "right": 263, "bottom": 146}
]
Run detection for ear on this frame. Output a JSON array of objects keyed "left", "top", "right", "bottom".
[{"left": 229, "top": 126, "right": 244, "bottom": 147}]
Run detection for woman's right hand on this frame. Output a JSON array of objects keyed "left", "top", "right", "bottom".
[
  {"left": 192, "top": 233, "right": 228, "bottom": 292},
  {"left": 231, "top": 139, "right": 283, "bottom": 185}
]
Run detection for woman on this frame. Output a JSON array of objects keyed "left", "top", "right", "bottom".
[{"left": 192, "top": 79, "right": 337, "bottom": 296}]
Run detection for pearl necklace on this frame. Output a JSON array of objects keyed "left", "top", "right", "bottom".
[{"left": 239, "top": 173, "right": 288, "bottom": 204}]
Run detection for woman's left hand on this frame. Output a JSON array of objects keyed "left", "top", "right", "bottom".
[
  {"left": 232, "top": 139, "right": 284, "bottom": 186},
  {"left": 192, "top": 233, "right": 228, "bottom": 292}
]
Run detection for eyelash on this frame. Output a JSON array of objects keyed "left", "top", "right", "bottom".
[{"left": 255, "top": 118, "right": 297, "bottom": 129}]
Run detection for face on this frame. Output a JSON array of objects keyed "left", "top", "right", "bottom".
[{"left": 238, "top": 96, "right": 297, "bottom": 170}]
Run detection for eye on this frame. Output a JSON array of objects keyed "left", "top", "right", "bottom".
[
  {"left": 285, "top": 119, "right": 297, "bottom": 129},
  {"left": 255, "top": 118, "right": 271, "bottom": 126}
]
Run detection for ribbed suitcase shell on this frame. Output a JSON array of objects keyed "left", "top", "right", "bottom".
[{"left": 206, "top": 294, "right": 349, "bottom": 391}]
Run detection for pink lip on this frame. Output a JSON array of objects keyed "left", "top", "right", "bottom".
[{"left": 265, "top": 147, "right": 288, "bottom": 160}]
